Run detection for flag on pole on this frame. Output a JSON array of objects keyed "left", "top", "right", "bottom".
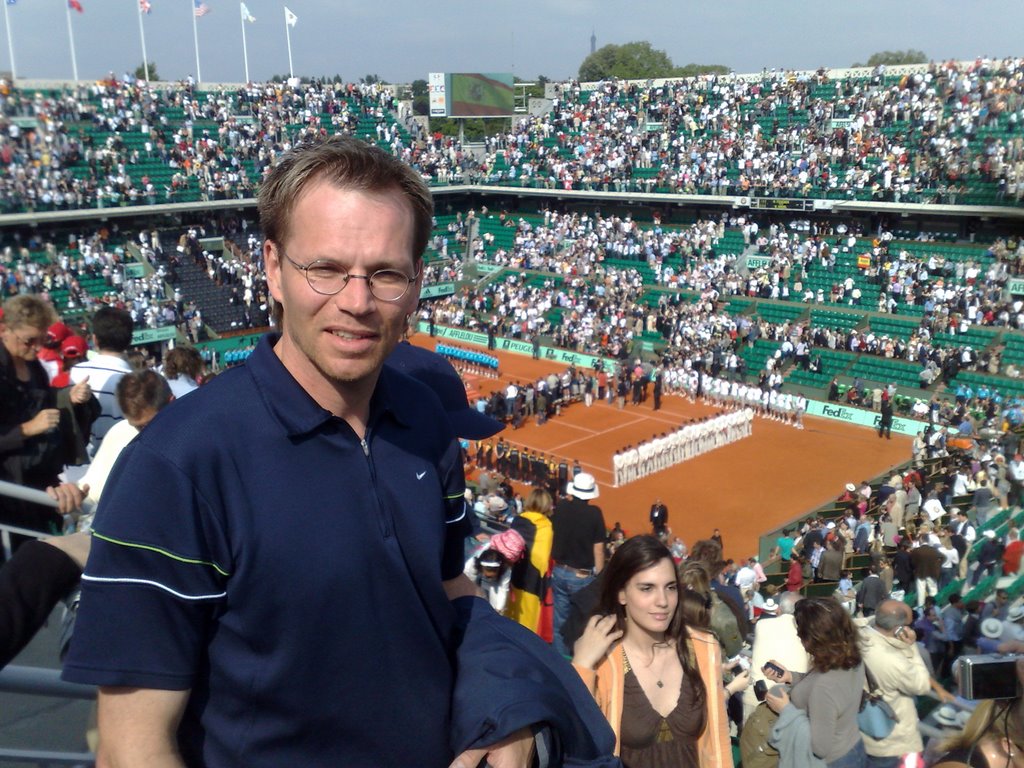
[
  {"left": 68, "top": 0, "right": 83, "bottom": 11},
  {"left": 194, "top": 0, "right": 209, "bottom": 17},
  {"left": 284, "top": 6, "right": 297, "bottom": 26},
  {"left": 139, "top": 0, "right": 151, "bottom": 14},
  {"left": 240, "top": 1, "right": 254, "bottom": 22}
]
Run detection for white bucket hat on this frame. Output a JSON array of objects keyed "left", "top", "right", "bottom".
[{"left": 566, "top": 472, "right": 600, "bottom": 500}]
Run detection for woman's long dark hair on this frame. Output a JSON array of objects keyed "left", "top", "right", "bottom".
[{"left": 595, "top": 535, "right": 707, "bottom": 715}]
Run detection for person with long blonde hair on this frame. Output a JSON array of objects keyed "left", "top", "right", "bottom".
[{"left": 505, "top": 488, "right": 554, "bottom": 634}]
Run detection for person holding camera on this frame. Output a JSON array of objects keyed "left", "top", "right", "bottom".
[
  {"left": 932, "top": 657, "right": 1024, "bottom": 767},
  {"left": 857, "top": 599, "right": 933, "bottom": 767}
]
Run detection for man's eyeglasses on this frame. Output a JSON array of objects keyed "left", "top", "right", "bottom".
[{"left": 280, "top": 251, "right": 418, "bottom": 302}]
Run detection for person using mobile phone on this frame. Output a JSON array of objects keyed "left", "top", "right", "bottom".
[{"left": 763, "top": 597, "right": 867, "bottom": 767}]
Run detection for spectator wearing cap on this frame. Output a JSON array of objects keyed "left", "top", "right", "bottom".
[
  {"left": 550, "top": 472, "right": 606, "bottom": 657},
  {"left": 49, "top": 335, "right": 89, "bottom": 389},
  {"left": 38, "top": 322, "right": 71, "bottom": 382},
  {"left": 1000, "top": 604, "right": 1024, "bottom": 645},
  {"left": 979, "top": 617, "right": 1004, "bottom": 653},
  {"left": 743, "top": 591, "right": 809, "bottom": 719},
  {"left": 758, "top": 597, "right": 779, "bottom": 619},
  {"left": 837, "top": 482, "right": 858, "bottom": 504}
]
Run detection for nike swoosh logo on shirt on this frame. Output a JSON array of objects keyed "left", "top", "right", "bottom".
[{"left": 416, "top": 471, "right": 426, "bottom": 480}]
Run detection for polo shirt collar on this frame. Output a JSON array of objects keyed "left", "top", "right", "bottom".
[{"left": 248, "top": 334, "right": 411, "bottom": 438}]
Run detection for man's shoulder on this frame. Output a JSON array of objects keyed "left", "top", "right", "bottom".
[
  {"left": 141, "top": 366, "right": 258, "bottom": 446},
  {"left": 75, "top": 353, "right": 132, "bottom": 371}
]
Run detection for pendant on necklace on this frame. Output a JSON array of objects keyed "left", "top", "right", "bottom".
[{"left": 656, "top": 680, "right": 664, "bottom": 688}]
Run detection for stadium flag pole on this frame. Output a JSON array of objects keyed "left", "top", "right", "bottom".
[
  {"left": 283, "top": 6, "right": 295, "bottom": 79},
  {"left": 191, "top": 0, "right": 202, "bottom": 83},
  {"left": 64, "top": 0, "right": 79, "bottom": 82},
  {"left": 138, "top": 0, "right": 150, "bottom": 82},
  {"left": 239, "top": 2, "right": 249, "bottom": 83},
  {"left": 2, "top": 0, "right": 16, "bottom": 81}
]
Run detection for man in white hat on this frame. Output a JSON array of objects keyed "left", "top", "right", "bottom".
[
  {"left": 743, "top": 591, "right": 810, "bottom": 719},
  {"left": 1000, "top": 603, "right": 1024, "bottom": 645},
  {"left": 550, "top": 472, "right": 606, "bottom": 657},
  {"left": 979, "top": 617, "right": 1004, "bottom": 653}
]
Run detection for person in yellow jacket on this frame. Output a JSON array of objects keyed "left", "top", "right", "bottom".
[
  {"left": 505, "top": 488, "right": 554, "bottom": 634},
  {"left": 571, "top": 535, "right": 734, "bottom": 767}
]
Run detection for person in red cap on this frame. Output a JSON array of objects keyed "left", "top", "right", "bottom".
[
  {"left": 37, "top": 322, "right": 71, "bottom": 382},
  {"left": 50, "top": 336, "right": 89, "bottom": 389}
]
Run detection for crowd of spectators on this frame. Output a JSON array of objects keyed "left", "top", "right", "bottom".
[
  {"left": 479, "top": 58, "right": 1024, "bottom": 205},
  {"left": 2, "top": 58, "right": 1024, "bottom": 215}
]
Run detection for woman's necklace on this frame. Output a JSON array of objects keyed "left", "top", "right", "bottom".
[{"left": 623, "top": 640, "right": 671, "bottom": 687}]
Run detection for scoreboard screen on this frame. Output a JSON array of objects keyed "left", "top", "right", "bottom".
[{"left": 750, "top": 198, "right": 815, "bottom": 211}]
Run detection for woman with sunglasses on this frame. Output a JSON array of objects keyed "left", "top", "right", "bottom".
[
  {"left": 0, "top": 295, "right": 95, "bottom": 537},
  {"left": 572, "top": 535, "right": 732, "bottom": 767}
]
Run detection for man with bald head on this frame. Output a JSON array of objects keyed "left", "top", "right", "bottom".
[{"left": 857, "top": 598, "right": 932, "bottom": 766}]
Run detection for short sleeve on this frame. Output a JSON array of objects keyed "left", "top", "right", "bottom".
[
  {"left": 62, "top": 441, "right": 232, "bottom": 689},
  {"left": 440, "top": 437, "right": 471, "bottom": 581}
]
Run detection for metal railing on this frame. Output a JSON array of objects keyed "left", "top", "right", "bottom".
[{"left": 0, "top": 481, "right": 96, "bottom": 767}]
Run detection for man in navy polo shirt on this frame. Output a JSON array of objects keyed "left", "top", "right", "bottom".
[{"left": 63, "top": 138, "right": 535, "bottom": 767}]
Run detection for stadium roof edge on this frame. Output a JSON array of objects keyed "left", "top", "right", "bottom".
[
  {"left": 1, "top": 186, "right": 1022, "bottom": 229},
  {"left": 7, "top": 58, "right": 990, "bottom": 93}
]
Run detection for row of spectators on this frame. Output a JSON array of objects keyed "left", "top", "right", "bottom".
[
  {"left": 0, "top": 77, "right": 409, "bottom": 211},
  {"left": 480, "top": 59, "right": 1024, "bottom": 204},
  {"left": 4, "top": 58, "right": 1024, "bottom": 214}
]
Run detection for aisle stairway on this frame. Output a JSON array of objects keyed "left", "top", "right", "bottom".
[{"left": 173, "top": 258, "right": 248, "bottom": 333}]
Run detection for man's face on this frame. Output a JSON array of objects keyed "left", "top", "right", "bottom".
[{"left": 265, "top": 182, "right": 420, "bottom": 412}]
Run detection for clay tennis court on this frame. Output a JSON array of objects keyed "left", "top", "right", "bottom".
[{"left": 410, "top": 333, "right": 912, "bottom": 560}]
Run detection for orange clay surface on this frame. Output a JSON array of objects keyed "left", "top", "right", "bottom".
[{"left": 408, "top": 333, "right": 912, "bottom": 562}]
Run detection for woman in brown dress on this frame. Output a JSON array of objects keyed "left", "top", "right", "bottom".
[{"left": 571, "top": 535, "right": 733, "bottom": 767}]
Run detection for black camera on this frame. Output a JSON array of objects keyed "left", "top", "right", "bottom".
[
  {"left": 754, "top": 679, "right": 768, "bottom": 702},
  {"left": 959, "top": 654, "right": 1022, "bottom": 700}
]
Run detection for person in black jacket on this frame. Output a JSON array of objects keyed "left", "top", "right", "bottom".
[
  {"left": 892, "top": 538, "right": 915, "bottom": 595},
  {"left": 878, "top": 392, "right": 894, "bottom": 439},
  {"left": 973, "top": 530, "right": 1005, "bottom": 586},
  {"left": 1, "top": 295, "right": 97, "bottom": 542},
  {"left": 856, "top": 564, "right": 888, "bottom": 617}
]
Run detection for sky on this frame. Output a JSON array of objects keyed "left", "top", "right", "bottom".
[{"left": 3, "top": 0, "right": 1023, "bottom": 86}]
